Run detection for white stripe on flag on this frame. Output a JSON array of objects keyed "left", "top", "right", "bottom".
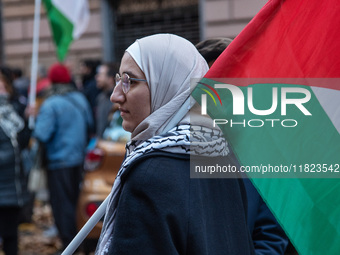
[
  {"left": 51, "top": 0, "right": 90, "bottom": 39},
  {"left": 311, "top": 86, "right": 340, "bottom": 134}
]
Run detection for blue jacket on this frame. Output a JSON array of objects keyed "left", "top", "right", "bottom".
[
  {"left": 33, "top": 90, "right": 93, "bottom": 170},
  {"left": 105, "top": 151, "right": 255, "bottom": 255}
]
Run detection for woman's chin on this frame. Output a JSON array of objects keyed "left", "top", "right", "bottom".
[{"left": 122, "top": 122, "right": 133, "bottom": 133}]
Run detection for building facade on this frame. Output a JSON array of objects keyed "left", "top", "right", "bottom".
[{"left": 1, "top": 0, "right": 266, "bottom": 76}]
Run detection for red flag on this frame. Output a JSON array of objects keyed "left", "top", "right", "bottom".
[
  {"left": 192, "top": 0, "right": 340, "bottom": 254},
  {"left": 207, "top": 0, "right": 340, "bottom": 80}
]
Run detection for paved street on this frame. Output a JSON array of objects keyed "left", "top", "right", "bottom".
[
  {"left": 0, "top": 199, "right": 90, "bottom": 255},
  {"left": 18, "top": 200, "right": 62, "bottom": 255}
]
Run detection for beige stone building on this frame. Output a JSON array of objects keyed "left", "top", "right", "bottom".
[
  {"left": 1, "top": 0, "right": 267, "bottom": 77},
  {"left": 1, "top": 0, "right": 102, "bottom": 76}
]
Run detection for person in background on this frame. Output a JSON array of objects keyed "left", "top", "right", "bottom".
[
  {"left": 30, "top": 63, "right": 94, "bottom": 251},
  {"left": 196, "top": 37, "right": 289, "bottom": 255},
  {"left": 36, "top": 64, "right": 51, "bottom": 93},
  {"left": 31, "top": 64, "right": 52, "bottom": 109},
  {"left": 196, "top": 38, "right": 233, "bottom": 67},
  {"left": 80, "top": 59, "right": 101, "bottom": 132},
  {"left": 95, "top": 62, "right": 119, "bottom": 138},
  {"left": 12, "top": 67, "right": 30, "bottom": 105},
  {"left": 0, "top": 66, "right": 30, "bottom": 255}
]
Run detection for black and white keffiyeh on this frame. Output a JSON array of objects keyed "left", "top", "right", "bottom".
[
  {"left": 95, "top": 124, "right": 228, "bottom": 254},
  {"left": 0, "top": 96, "right": 24, "bottom": 140}
]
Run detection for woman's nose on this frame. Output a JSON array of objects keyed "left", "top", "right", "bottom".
[{"left": 110, "top": 81, "right": 125, "bottom": 104}]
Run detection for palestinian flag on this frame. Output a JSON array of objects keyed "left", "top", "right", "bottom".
[
  {"left": 43, "top": 0, "right": 90, "bottom": 61},
  {"left": 191, "top": 0, "right": 340, "bottom": 254}
]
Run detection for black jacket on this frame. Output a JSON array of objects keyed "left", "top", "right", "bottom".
[
  {"left": 107, "top": 151, "right": 255, "bottom": 255},
  {"left": 0, "top": 99, "right": 30, "bottom": 207},
  {"left": 245, "top": 178, "right": 288, "bottom": 255}
]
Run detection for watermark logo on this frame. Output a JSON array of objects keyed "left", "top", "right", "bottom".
[
  {"left": 199, "top": 83, "right": 312, "bottom": 128},
  {"left": 198, "top": 82, "right": 223, "bottom": 115}
]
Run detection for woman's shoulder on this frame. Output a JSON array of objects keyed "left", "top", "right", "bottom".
[
  {"left": 135, "top": 151, "right": 190, "bottom": 166},
  {"left": 126, "top": 151, "right": 190, "bottom": 179},
  {"left": 121, "top": 152, "right": 191, "bottom": 193}
]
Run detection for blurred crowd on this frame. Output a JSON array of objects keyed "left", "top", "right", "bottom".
[{"left": 0, "top": 59, "right": 122, "bottom": 255}]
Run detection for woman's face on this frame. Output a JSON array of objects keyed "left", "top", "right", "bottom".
[{"left": 111, "top": 52, "right": 151, "bottom": 133}]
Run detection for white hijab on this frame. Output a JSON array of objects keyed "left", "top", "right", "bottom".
[{"left": 126, "top": 34, "right": 209, "bottom": 140}]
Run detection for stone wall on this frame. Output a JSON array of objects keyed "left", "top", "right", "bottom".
[
  {"left": 1, "top": 0, "right": 268, "bottom": 76},
  {"left": 203, "top": 0, "right": 267, "bottom": 39},
  {"left": 2, "top": 0, "right": 103, "bottom": 76}
]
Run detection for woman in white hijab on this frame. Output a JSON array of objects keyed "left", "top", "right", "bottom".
[{"left": 96, "top": 34, "right": 255, "bottom": 255}]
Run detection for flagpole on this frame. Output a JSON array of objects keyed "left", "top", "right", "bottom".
[
  {"left": 61, "top": 195, "right": 109, "bottom": 255},
  {"left": 28, "top": 0, "right": 41, "bottom": 129}
]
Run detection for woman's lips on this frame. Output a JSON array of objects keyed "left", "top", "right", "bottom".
[{"left": 119, "top": 107, "right": 129, "bottom": 116}]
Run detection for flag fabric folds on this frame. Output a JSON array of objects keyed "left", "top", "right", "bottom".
[
  {"left": 42, "top": 0, "right": 90, "bottom": 61},
  {"left": 191, "top": 0, "right": 340, "bottom": 254}
]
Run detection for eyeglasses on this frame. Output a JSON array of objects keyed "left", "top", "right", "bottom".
[{"left": 115, "top": 73, "right": 147, "bottom": 94}]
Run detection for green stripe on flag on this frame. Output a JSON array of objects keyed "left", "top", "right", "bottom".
[
  {"left": 191, "top": 77, "right": 340, "bottom": 254},
  {"left": 253, "top": 178, "right": 340, "bottom": 255},
  {"left": 43, "top": 0, "right": 74, "bottom": 61}
]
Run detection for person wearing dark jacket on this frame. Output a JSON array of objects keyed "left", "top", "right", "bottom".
[
  {"left": 244, "top": 178, "right": 288, "bottom": 254},
  {"left": 196, "top": 37, "right": 289, "bottom": 255},
  {"left": 80, "top": 59, "right": 101, "bottom": 133},
  {"left": 0, "top": 66, "right": 30, "bottom": 255},
  {"left": 95, "top": 63, "right": 119, "bottom": 137},
  {"left": 94, "top": 34, "right": 255, "bottom": 255}
]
